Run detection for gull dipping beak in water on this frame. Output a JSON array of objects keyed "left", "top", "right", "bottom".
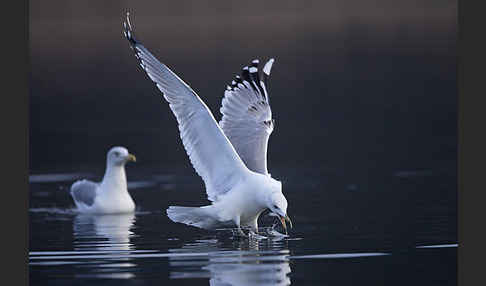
[
  {"left": 280, "top": 215, "right": 293, "bottom": 234},
  {"left": 269, "top": 203, "right": 292, "bottom": 234},
  {"left": 124, "top": 13, "right": 292, "bottom": 237},
  {"left": 70, "top": 146, "right": 137, "bottom": 214}
]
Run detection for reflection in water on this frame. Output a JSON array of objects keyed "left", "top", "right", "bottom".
[
  {"left": 72, "top": 213, "right": 136, "bottom": 278},
  {"left": 73, "top": 213, "right": 135, "bottom": 251},
  {"left": 169, "top": 237, "right": 292, "bottom": 285}
]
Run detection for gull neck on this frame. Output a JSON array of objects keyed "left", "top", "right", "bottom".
[{"left": 101, "top": 163, "right": 128, "bottom": 192}]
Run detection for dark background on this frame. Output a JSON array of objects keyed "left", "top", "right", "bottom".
[
  {"left": 29, "top": 2, "right": 457, "bottom": 284},
  {"left": 29, "top": 0, "right": 457, "bottom": 176}
]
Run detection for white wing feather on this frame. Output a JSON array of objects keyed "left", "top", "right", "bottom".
[
  {"left": 219, "top": 59, "right": 275, "bottom": 175},
  {"left": 70, "top": 179, "right": 99, "bottom": 207},
  {"left": 124, "top": 17, "right": 248, "bottom": 202}
]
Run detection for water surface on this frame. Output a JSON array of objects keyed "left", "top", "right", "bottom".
[{"left": 29, "top": 165, "right": 457, "bottom": 285}]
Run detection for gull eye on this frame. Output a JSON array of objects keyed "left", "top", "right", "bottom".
[
  {"left": 273, "top": 204, "right": 278, "bottom": 210},
  {"left": 114, "top": 152, "right": 120, "bottom": 156}
]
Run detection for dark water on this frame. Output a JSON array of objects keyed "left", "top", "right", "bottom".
[
  {"left": 29, "top": 2, "right": 457, "bottom": 284},
  {"left": 29, "top": 164, "right": 457, "bottom": 285}
]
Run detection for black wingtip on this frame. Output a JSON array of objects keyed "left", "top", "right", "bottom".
[
  {"left": 249, "top": 59, "right": 266, "bottom": 96},
  {"left": 234, "top": 75, "right": 243, "bottom": 84},
  {"left": 123, "top": 11, "right": 137, "bottom": 46},
  {"left": 249, "top": 59, "right": 259, "bottom": 75},
  {"left": 241, "top": 66, "right": 251, "bottom": 82},
  {"left": 126, "top": 11, "right": 132, "bottom": 30},
  {"left": 226, "top": 59, "right": 274, "bottom": 96}
]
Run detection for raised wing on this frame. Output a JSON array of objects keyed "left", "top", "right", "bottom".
[
  {"left": 219, "top": 59, "right": 275, "bottom": 175},
  {"left": 123, "top": 14, "right": 248, "bottom": 202},
  {"left": 70, "top": 179, "right": 99, "bottom": 207}
]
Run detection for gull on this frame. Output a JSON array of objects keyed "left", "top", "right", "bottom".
[
  {"left": 70, "top": 146, "right": 137, "bottom": 214},
  {"left": 123, "top": 13, "right": 292, "bottom": 235}
]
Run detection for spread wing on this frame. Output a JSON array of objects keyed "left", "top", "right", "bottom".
[
  {"left": 70, "top": 179, "right": 99, "bottom": 207},
  {"left": 123, "top": 14, "right": 248, "bottom": 202},
  {"left": 219, "top": 59, "right": 275, "bottom": 175}
]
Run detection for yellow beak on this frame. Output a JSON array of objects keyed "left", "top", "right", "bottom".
[
  {"left": 279, "top": 216, "right": 287, "bottom": 234},
  {"left": 279, "top": 214, "right": 292, "bottom": 235},
  {"left": 127, "top": 153, "right": 137, "bottom": 162},
  {"left": 285, "top": 214, "right": 293, "bottom": 229}
]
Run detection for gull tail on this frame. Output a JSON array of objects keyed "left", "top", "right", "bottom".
[{"left": 166, "top": 206, "right": 222, "bottom": 230}]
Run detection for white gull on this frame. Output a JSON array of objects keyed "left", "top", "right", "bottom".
[
  {"left": 123, "top": 14, "right": 291, "bottom": 235},
  {"left": 70, "top": 146, "right": 137, "bottom": 214}
]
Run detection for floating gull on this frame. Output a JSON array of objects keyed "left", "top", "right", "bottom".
[
  {"left": 123, "top": 13, "right": 292, "bottom": 236},
  {"left": 70, "top": 146, "right": 137, "bottom": 214}
]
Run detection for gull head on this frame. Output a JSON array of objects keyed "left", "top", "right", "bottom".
[
  {"left": 266, "top": 190, "right": 292, "bottom": 234},
  {"left": 107, "top": 146, "right": 136, "bottom": 166}
]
